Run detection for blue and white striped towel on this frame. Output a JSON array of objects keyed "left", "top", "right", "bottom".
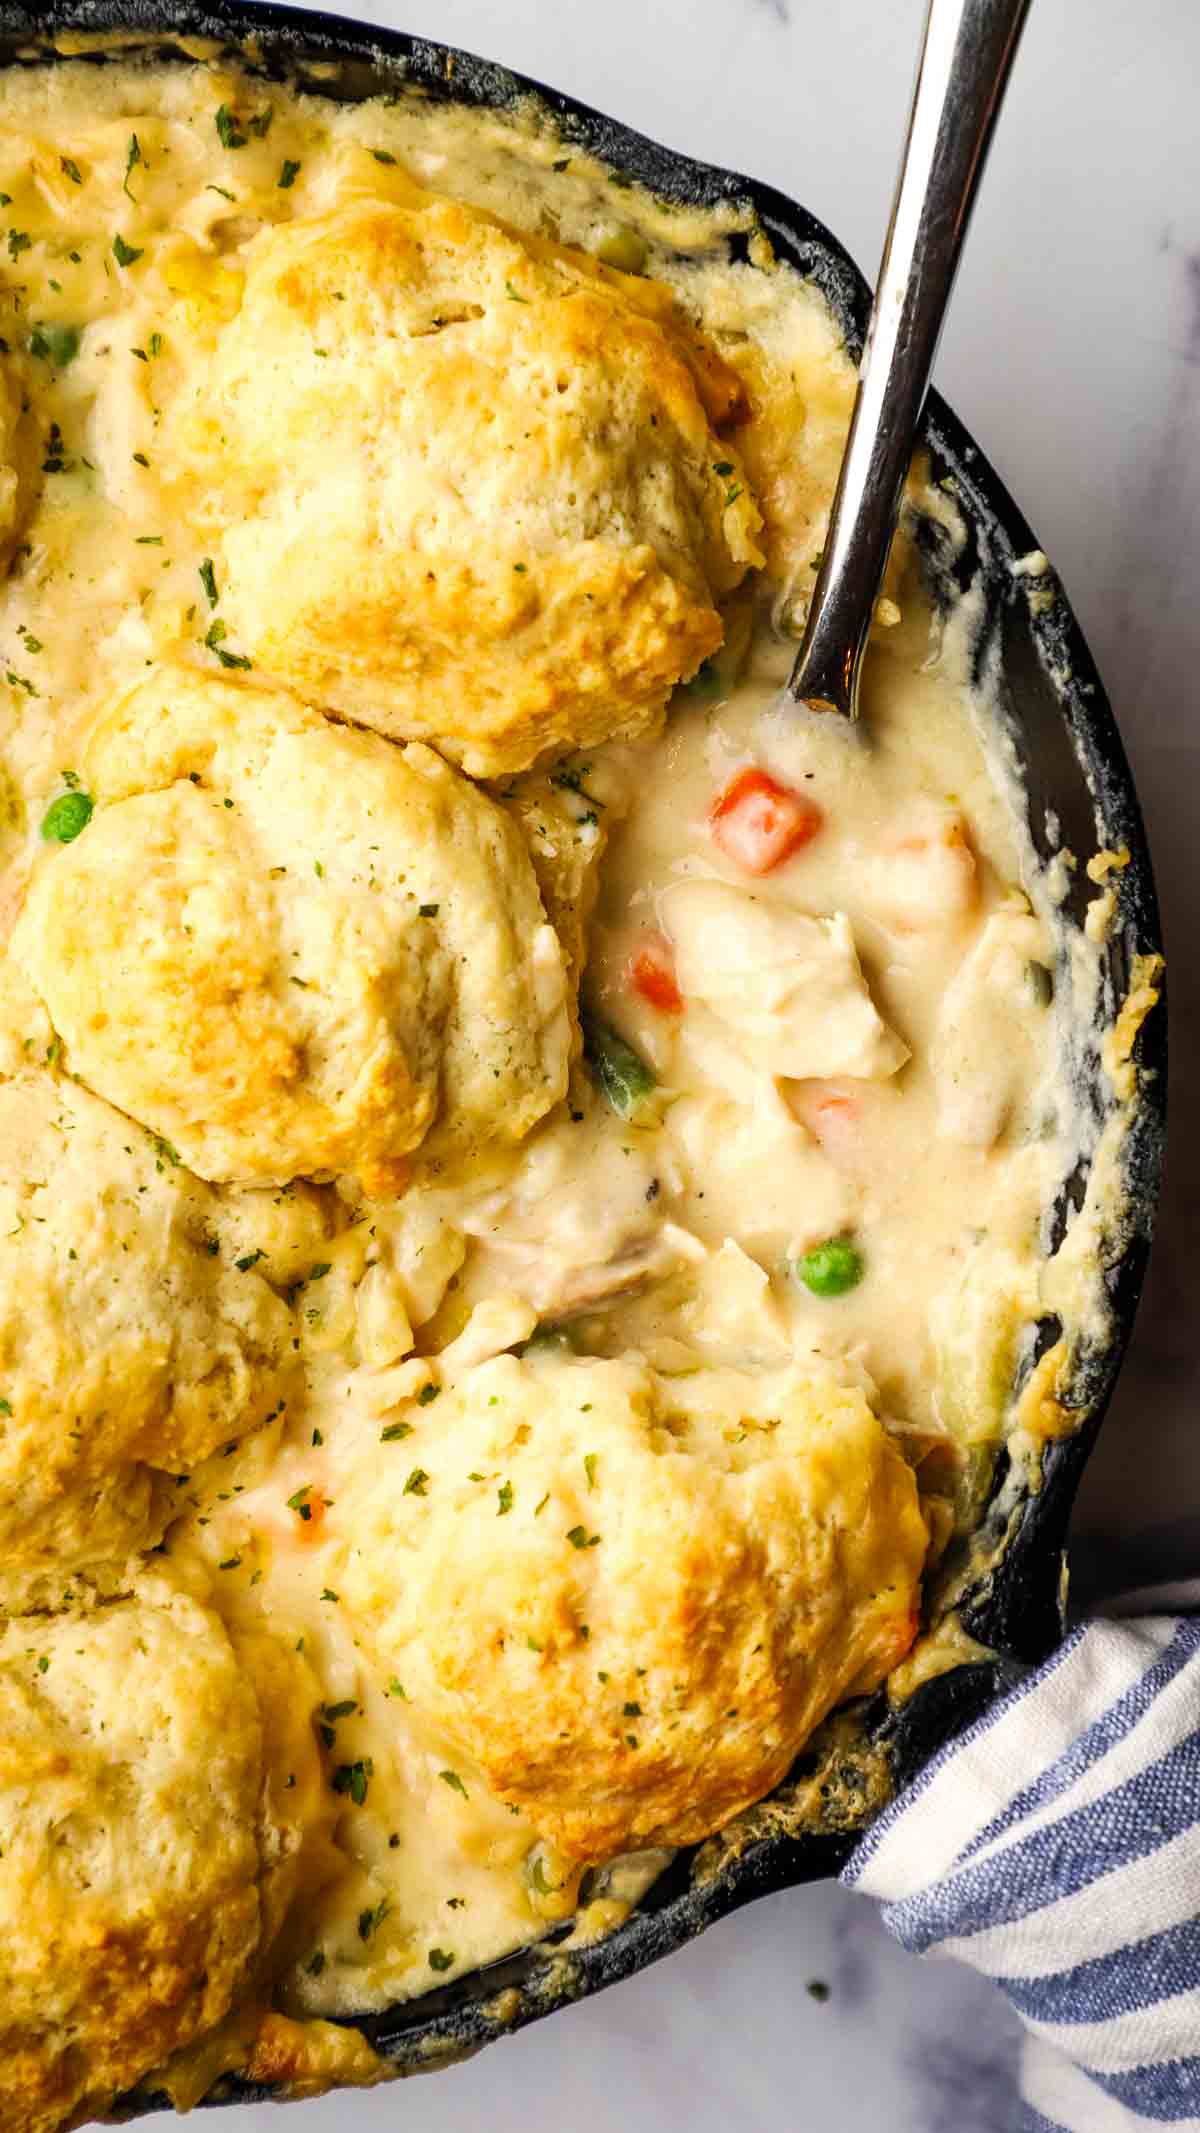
[{"left": 842, "top": 1585, "right": 1200, "bottom": 2132}]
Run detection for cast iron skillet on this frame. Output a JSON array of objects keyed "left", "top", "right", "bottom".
[{"left": 0, "top": 0, "right": 1167, "bottom": 2107}]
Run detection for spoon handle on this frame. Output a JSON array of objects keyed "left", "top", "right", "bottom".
[{"left": 787, "top": 0, "right": 1031, "bottom": 717}]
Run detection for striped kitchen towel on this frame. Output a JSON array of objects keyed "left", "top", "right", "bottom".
[{"left": 842, "top": 1585, "right": 1200, "bottom": 2131}]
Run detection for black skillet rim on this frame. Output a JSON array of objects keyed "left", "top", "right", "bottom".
[{"left": 0, "top": 0, "right": 1167, "bottom": 2103}]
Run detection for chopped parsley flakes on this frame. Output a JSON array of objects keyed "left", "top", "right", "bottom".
[
  {"left": 216, "top": 104, "right": 272, "bottom": 150},
  {"left": 215, "top": 104, "right": 246, "bottom": 150},
  {"left": 331, "top": 1758, "right": 372, "bottom": 1805},
  {"left": 28, "top": 323, "right": 79, "bottom": 368},
  {"left": 204, "top": 617, "right": 252, "bottom": 670}
]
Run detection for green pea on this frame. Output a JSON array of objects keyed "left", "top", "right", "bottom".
[
  {"left": 680, "top": 656, "right": 722, "bottom": 698},
  {"left": 596, "top": 227, "right": 648, "bottom": 275},
  {"left": 40, "top": 790, "right": 93, "bottom": 843},
  {"left": 519, "top": 1324, "right": 575, "bottom": 1358},
  {"left": 523, "top": 1845, "right": 561, "bottom": 1897},
  {"left": 581, "top": 1011, "right": 657, "bottom": 1122},
  {"left": 794, "top": 1237, "right": 864, "bottom": 1298},
  {"left": 1026, "top": 959, "right": 1054, "bottom": 1007}
]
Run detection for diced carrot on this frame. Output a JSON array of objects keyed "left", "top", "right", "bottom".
[
  {"left": 295, "top": 1494, "right": 327, "bottom": 1544},
  {"left": 870, "top": 807, "right": 977, "bottom": 930},
  {"left": 709, "top": 766, "right": 822, "bottom": 875},
  {"left": 629, "top": 932, "right": 683, "bottom": 1015},
  {"left": 788, "top": 1081, "right": 861, "bottom": 1167}
]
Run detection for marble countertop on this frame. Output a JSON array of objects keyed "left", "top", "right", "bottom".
[{"left": 151, "top": 2, "right": 1198, "bottom": 2126}]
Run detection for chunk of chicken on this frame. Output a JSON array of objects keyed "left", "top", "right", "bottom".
[
  {"left": 932, "top": 905, "right": 1052, "bottom": 1145},
  {"left": 663, "top": 879, "right": 908, "bottom": 1081}
]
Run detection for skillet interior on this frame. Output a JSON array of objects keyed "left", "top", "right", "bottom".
[{"left": 0, "top": 0, "right": 1166, "bottom": 2103}]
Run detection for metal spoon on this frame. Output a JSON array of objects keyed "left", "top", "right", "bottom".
[{"left": 788, "top": 0, "right": 1031, "bottom": 719}]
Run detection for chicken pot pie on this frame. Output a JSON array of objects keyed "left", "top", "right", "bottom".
[{"left": 0, "top": 48, "right": 1150, "bottom": 2133}]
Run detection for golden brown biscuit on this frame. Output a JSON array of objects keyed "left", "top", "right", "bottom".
[
  {"left": 694, "top": 262, "right": 920, "bottom": 626},
  {"left": 0, "top": 1068, "right": 295, "bottom": 1580},
  {"left": 106, "top": 1621, "right": 353, "bottom": 2120},
  {"left": 335, "top": 1350, "right": 926, "bottom": 1862},
  {"left": 500, "top": 770, "right": 608, "bottom": 1017},
  {"left": 186, "top": 195, "right": 764, "bottom": 775},
  {"left": 0, "top": 1584, "right": 266, "bottom": 2133},
  {"left": 11, "top": 664, "right": 571, "bottom": 1193}
]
